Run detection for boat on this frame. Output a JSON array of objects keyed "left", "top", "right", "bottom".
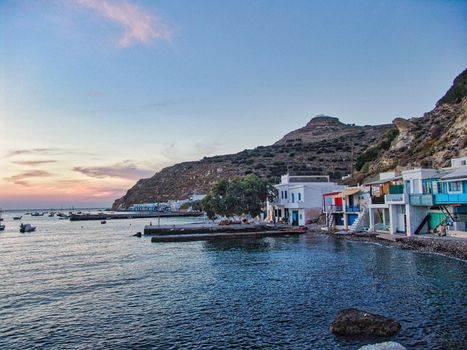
[
  {"left": 101, "top": 220, "right": 107, "bottom": 224},
  {"left": 0, "top": 209, "right": 4, "bottom": 231},
  {"left": 20, "top": 223, "right": 36, "bottom": 233},
  {"left": 48, "top": 212, "right": 55, "bottom": 217},
  {"left": 13, "top": 216, "right": 22, "bottom": 220}
]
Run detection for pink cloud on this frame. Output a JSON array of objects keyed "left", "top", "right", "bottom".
[
  {"left": 73, "top": 0, "right": 172, "bottom": 47},
  {"left": 72, "top": 162, "right": 154, "bottom": 180}
]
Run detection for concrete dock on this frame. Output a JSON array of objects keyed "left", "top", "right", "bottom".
[
  {"left": 150, "top": 229, "right": 305, "bottom": 242},
  {"left": 144, "top": 223, "right": 279, "bottom": 235}
]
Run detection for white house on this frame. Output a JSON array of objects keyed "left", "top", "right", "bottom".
[{"left": 267, "top": 174, "right": 345, "bottom": 226}]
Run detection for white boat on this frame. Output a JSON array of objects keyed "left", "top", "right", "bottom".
[{"left": 20, "top": 223, "right": 36, "bottom": 233}]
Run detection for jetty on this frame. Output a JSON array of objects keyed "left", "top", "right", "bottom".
[
  {"left": 145, "top": 223, "right": 306, "bottom": 242},
  {"left": 69, "top": 211, "right": 203, "bottom": 221}
]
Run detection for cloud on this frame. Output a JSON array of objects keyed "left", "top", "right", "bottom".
[
  {"left": 13, "top": 160, "right": 57, "bottom": 166},
  {"left": 73, "top": 162, "right": 154, "bottom": 180},
  {"left": 5, "top": 147, "right": 97, "bottom": 158},
  {"left": 72, "top": 0, "right": 172, "bottom": 47},
  {"left": 6, "top": 148, "right": 61, "bottom": 157},
  {"left": 4, "top": 170, "right": 54, "bottom": 186}
]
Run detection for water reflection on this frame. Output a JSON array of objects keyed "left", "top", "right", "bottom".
[
  {"left": 0, "top": 213, "right": 465, "bottom": 349},
  {"left": 203, "top": 236, "right": 301, "bottom": 252}
]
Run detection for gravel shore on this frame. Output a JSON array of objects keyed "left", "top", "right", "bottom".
[{"left": 312, "top": 229, "right": 467, "bottom": 261}]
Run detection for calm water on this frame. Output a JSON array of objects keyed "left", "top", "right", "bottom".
[{"left": 0, "top": 211, "right": 466, "bottom": 349}]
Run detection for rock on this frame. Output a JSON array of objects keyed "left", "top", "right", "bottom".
[
  {"left": 359, "top": 341, "right": 406, "bottom": 350},
  {"left": 330, "top": 308, "right": 401, "bottom": 337},
  {"left": 133, "top": 232, "right": 142, "bottom": 237}
]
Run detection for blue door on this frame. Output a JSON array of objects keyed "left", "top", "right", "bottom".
[{"left": 292, "top": 211, "right": 299, "bottom": 226}]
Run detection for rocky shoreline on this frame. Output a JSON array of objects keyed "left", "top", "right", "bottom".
[{"left": 312, "top": 229, "right": 467, "bottom": 261}]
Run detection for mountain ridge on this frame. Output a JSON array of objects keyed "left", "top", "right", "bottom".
[{"left": 112, "top": 69, "right": 467, "bottom": 209}]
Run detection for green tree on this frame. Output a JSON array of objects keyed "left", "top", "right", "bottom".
[{"left": 201, "top": 175, "right": 276, "bottom": 220}]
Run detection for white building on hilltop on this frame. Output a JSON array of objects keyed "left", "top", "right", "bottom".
[{"left": 267, "top": 174, "right": 345, "bottom": 226}]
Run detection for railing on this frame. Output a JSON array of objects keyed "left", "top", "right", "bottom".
[
  {"left": 389, "top": 185, "right": 404, "bottom": 194},
  {"left": 433, "top": 193, "right": 467, "bottom": 205},
  {"left": 409, "top": 194, "right": 434, "bottom": 206},
  {"left": 325, "top": 205, "right": 343, "bottom": 212},
  {"left": 346, "top": 206, "right": 361, "bottom": 212},
  {"left": 385, "top": 193, "right": 405, "bottom": 203},
  {"left": 371, "top": 196, "right": 386, "bottom": 205},
  {"left": 374, "top": 223, "right": 390, "bottom": 231}
]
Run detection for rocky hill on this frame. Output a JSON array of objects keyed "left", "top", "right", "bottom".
[
  {"left": 352, "top": 68, "right": 467, "bottom": 184},
  {"left": 112, "top": 117, "right": 391, "bottom": 209},
  {"left": 113, "top": 69, "right": 466, "bottom": 209}
]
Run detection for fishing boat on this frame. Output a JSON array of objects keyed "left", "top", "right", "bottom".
[
  {"left": 13, "top": 216, "right": 22, "bottom": 220},
  {"left": 101, "top": 220, "right": 107, "bottom": 224},
  {"left": 20, "top": 223, "right": 36, "bottom": 233}
]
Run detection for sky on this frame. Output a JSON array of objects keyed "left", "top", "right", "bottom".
[{"left": 0, "top": 0, "right": 466, "bottom": 209}]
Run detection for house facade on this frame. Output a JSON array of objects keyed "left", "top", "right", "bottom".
[
  {"left": 367, "top": 157, "right": 467, "bottom": 236},
  {"left": 323, "top": 187, "right": 370, "bottom": 231},
  {"left": 268, "top": 174, "right": 345, "bottom": 226}
]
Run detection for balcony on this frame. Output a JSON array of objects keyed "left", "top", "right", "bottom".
[
  {"left": 385, "top": 193, "right": 407, "bottom": 204},
  {"left": 433, "top": 193, "right": 467, "bottom": 205},
  {"left": 371, "top": 196, "right": 386, "bottom": 205},
  {"left": 346, "top": 206, "right": 361, "bottom": 213},
  {"left": 409, "top": 194, "right": 434, "bottom": 206},
  {"left": 325, "top": 205, "right": 343, "bottom": 213}
]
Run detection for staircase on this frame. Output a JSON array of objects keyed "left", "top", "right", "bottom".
[
  {"left": 348, "top": 204, "right": 369, "bottom": 233},
  {"left": 326, "top": 210, "right": 335, "bottom": 231}
]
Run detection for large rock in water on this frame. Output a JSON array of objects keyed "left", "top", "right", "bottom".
[
  {"left": 359, "top": 341, "right": 406, "bottom": 350},
  {"left": 330, "top": 308, "right": 401, "bottom": 337}
]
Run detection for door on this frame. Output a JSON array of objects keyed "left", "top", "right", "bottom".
[{"left": 292, "top": 211, "right": 299, "bottom": 226}]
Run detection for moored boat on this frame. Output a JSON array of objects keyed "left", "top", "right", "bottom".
[
  {"left": 13, "top": 216, "right": 22, "bottom": 220},
  {"left": 20, "top": 223, "right": 36, "bottom": 233}
]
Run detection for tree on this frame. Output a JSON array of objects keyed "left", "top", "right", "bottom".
[{"left": 201, "top": 175, "right": 277, "bottom": 220}]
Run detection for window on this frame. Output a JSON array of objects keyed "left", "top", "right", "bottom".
[
  {"left": 284, "top": 191, "right": 288, "bottom": 199},
  {"left": 299, "top": 214, "right": 303, "bottom": 220},
  {"left": 448, "top": 181, "right": 461, "bottom": 192},
  {"left": 298, "top": 193, "right": 302, "bottom": 201},
  {"left": 291, "top": 193, "right": 295, "bottom": 203}
]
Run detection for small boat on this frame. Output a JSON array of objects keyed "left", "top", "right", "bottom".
[
  {"left": 0, "top": 209, "right": 4, "bottom": 230},
  {"left": 59, "top": 216, "right": 69, "bottom": 220},
  {"left": 101, "top": 220, "right": 107, "bottom": 224},
  {"left": 13, "top": 216, "right": 22, "bottom": 220},
  {"left": 48, "top": 213, "right": 55, "bottom": 217},
  {"left": 20, "top": 223, "right": 36, "bottom": 233}
]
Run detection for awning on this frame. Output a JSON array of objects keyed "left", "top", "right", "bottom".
[
  {"left": 333, "top": 188, "right": 361, "bottom": 198},
  {"left": 441, "top": 168, "right": 467, "bottom": 181},
  {"left": 364, "top": 176, "right": 401, "bottom": 186}
]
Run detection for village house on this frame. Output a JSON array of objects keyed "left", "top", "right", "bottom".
[
  {"left": 323, "top": 186, "right": 370, "bottom": 231},
  {"left": 267, "top": 174, "right": 345, "bottom": 226},
  {"left": 366, "top": 157, "right": 467, "bottom": 236}
]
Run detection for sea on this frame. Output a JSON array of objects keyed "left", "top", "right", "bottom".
[{"left": 0, "top": 210, "right": 466, "bottom": 349}]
